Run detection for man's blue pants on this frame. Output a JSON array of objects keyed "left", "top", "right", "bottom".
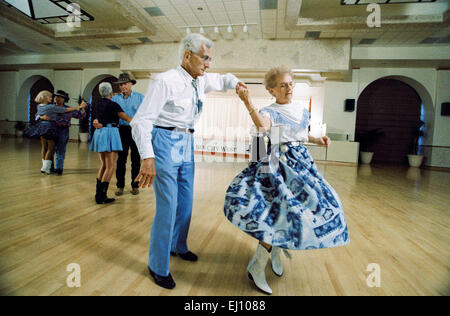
[
  {"left": 55, "top": 127, "right": 69, "bottom": 170},
  {"left": 148, "top": 127, "right": 195, "bottom": 277}
]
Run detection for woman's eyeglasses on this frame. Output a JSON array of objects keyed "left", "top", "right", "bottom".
[{"left": 279, "top": 82, "right": 295, "bottom": 89}]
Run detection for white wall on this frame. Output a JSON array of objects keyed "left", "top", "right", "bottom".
[
  {"left": 426, "top": 70, "right": 450, "bottom": 168},
  {"left": 434, "top": 70, "right": 450, "bottom": 146},
  {"left": 323, "top": 70, "right": 360, "bottom": 141},
  {"left": 0, "top": 71, "right": 18, "bottom": 121}
]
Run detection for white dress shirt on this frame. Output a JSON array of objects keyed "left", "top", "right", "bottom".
[{"left": 131, "top": 66, "right": 240, "bottom": 159}]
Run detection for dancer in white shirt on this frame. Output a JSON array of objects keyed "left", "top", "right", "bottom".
[{"left": 131, "top": 33, "right": 246, "bottom": 289}]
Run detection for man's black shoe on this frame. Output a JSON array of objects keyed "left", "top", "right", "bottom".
[
  {"left": 148, "top": 267, "right": 176, "bottom": 289},
  {"left": 170, "top": 251, "right": 198, "bottom": 262}
]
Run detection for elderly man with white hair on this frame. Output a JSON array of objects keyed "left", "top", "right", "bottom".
[
  {"left": 90, "top": 82, "right": 133, "bottom": 204},
  {"left": 131, "top": 33, "right": 247, "bottom": 289}
]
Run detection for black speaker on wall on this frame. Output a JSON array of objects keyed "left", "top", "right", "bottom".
[
  {"left": 344, "top": 99, "right": 355, "bottom": 112},
  {"left": 441, "top": 102, "right": 450, "bottom": 116}
]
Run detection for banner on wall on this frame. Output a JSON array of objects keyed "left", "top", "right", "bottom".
[{"left": 194, "top": 137, "right": 251, "bottom": 162}]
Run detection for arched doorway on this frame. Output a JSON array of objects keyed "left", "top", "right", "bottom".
[
  {"left": 17, "top": 75, "right": 54, "bottom": 124},
  {"left": 355, "top": 78, "right": 422, "bottom": 165},
  {"left": 81, "top": 75, "right": 119, "bottom": 140},
  {"left": 29, "top": 77, "right": 54, "bottom": 125}
]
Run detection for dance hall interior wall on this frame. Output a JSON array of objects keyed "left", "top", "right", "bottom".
[
  {"left": 0, "top": 67, "right": 122, "bottom": 138},
  {"left": 0, "top": 43, "right": 448, "bottom": 167},
  {"left": 324, "top": 68, "right": 450, "bottom": 168},
  {"left": 429, "top": 70, "right": 450, "bottom": 168}
]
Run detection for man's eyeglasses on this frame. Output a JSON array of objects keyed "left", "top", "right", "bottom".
[{"left": 190, "top": 51, "right": 212, "bottom": 63}]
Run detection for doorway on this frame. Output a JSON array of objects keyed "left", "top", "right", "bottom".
[
  {"left": 28, "top": 77, "right": 54, "bottom": 125},
  {"left": 355, "top": 78, "right": 422, "bottom": 165}
]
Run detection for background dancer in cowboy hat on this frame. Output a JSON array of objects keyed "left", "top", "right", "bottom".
[
  {"left": 112, "top": 73, "right": 145, "bottom": 196},
  {"left": 38, "top": 90, "right": 86, "bottom": 175},
  {"left": 25, "top": 90, "right": 87, "bottom": 174}
]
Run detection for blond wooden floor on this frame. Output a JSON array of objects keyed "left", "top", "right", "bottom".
[{"left": 0, "top": 136, "right": 448, "bottom": 296}]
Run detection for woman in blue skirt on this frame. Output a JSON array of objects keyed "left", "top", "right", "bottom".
[
  {"left": 24, "top": 90, "right": 87, "bottom": 174},
  {"left": 223, "top": 66, "right": 350, "bottom": 294},
  {"left": 90, "top": 82, "right": 133, "bottom": 204}
]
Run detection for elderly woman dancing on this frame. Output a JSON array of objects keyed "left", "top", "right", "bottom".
[
  {"left": 90, "top": 82, "right": 133, "bottom": 204},
  {"left": 223, "top": 66, "right": 350, "bottom": 295}
]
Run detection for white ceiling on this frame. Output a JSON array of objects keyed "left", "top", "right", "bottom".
[{"left": 0, "top": 0, "right": 448, "bottom": 56}]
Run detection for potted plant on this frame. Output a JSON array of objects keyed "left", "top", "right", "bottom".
[
  {"left": 407, "top": 120, "right": 425, "bottom": 168},
  {"left": 14, "top": 121, "right": 26, "bottom": 137},
  {"left": 78, "top": 96, "right": 90, "bottom": 143},
  {"left": 79, "top": 119, "right": 89, "bottom": 142},
  {"left": 355, "top": 128, "right": 385, "bottom": 164}
]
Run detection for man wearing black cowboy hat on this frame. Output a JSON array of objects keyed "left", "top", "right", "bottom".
[
  {"left": 39, "top": 90, "right": 86, "bottom": 175},
  {"left": 112, "top": 73, "right": 145, "bottom": 195}
]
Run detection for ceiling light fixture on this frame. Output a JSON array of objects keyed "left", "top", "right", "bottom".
[
  {"left": 1, "top": 0, "right": 94, "bottom": 24},
  {"left": 178, "top": 23, "right": 256, "bottom": 35}
]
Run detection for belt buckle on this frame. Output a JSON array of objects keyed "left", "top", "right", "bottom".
[{"left": 176, "top": 127, "right": 190, "bottom": 134}]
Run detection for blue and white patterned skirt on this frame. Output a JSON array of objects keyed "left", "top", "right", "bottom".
[
  {"left": 89, "top": 125, "right": 123, "bottom": 152},
  {"left": 223, "top": 142, "right": 349, "bottom": 250}
]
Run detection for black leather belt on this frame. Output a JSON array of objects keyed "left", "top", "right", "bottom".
[{"left": 155, "top": 125, "right": 195, "bottom": 134}]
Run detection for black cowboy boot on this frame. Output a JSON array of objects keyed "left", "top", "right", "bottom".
[
  {"left": 101, "top": 182, "right": 115, "bottom": 204},
  {"left": 95, "top": 179, "right": 103, "bottom": 204}
]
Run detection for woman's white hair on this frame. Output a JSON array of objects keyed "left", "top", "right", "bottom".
[
  {"left": 178, "top": 33, "right": 213, "bottom": 62},
  {"left": 99, "top": 82, "right": 113, "bottom": 98}
]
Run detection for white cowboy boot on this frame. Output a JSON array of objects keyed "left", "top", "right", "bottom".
[
  {"left": 271, "top": 246, "right": 283, "bottom": 277},
  {"left": 41, "top": 159, "right": 46, "bottom": 173},
  {"left": 43, "top": 160, "right": 52, "bottom": 175},
  {"left": 272, "top": 247, "right": 292, "bottom": 277},
  {"left": 247, "top": 243, "right": 272, "bottom": 295}
]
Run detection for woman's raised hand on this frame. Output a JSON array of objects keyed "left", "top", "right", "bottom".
[{"left": 237, "top": 87, "right": 250, "bottom": 104}]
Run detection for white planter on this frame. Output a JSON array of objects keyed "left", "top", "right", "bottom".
[
  {"left": 79, "top": 132, "right": 89, "bottom": 143},
  {"left": 407, "top": 154, "right": 424, "bottom": 168},
  {"left": 360, "top": 151, "right": 374, "bottom": 164}
]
